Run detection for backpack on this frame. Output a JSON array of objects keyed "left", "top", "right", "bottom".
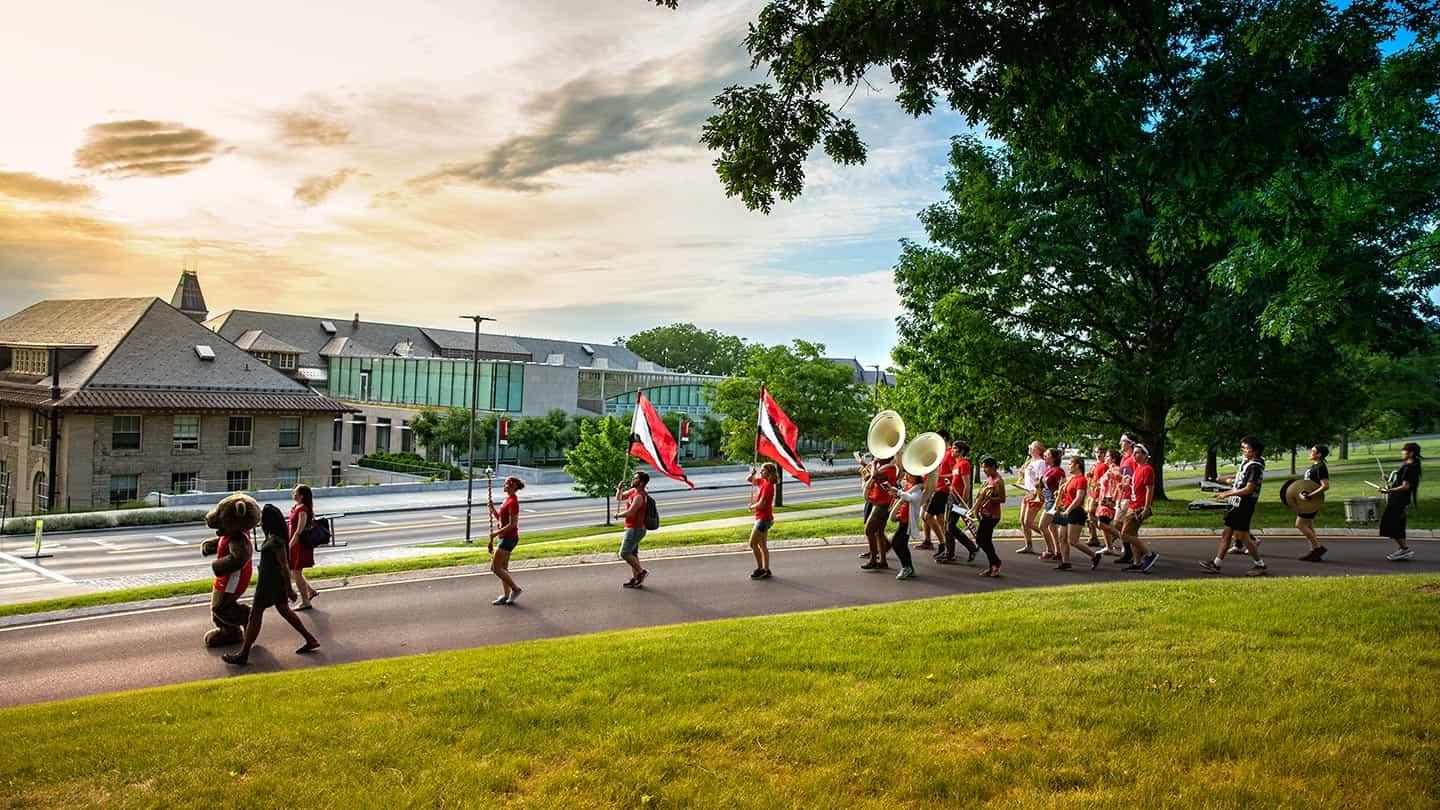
[
  {"left": 301, "top": 517, "right": 331, "bottom": 548},
  {"left": 643, "top": 495, "right": 660, "bottom": 531}
]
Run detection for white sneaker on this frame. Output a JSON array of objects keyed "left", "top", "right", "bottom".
[
  {"left": 507, "top": 588, "right": 522, "bottom": 604},
  {"left": 896, "top": 566, "right": 915, "bottom": 580},
  {"left": 491, "top": 595, "right": 509, "bottom": 605},
  {"left": 1387, "top": 548, "right": 1415, "bottom": 562}
]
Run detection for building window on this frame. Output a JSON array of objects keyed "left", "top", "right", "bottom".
[
  {"left": 109, "top": 474, "right": 140, "bottom": 505},
  {"left": 112, "top": 414, "right": 142, "bottom": 450},
  {"left": 253, "top": 351, "right": 272, "bottom": 366},
  {"left": 375, "top": 418, "right": 391, "bottom": 453},
  {"left": 227, "top": 416, "right": 253, "bottom": 449},
  {"left": 278, "top": 416, "right": 303, "bottom": 450},
  {"left": 401, "top": 420, "right": 415, "bottom": 454},
  {"left": 173, "top": 414, "right": 200, "bottom": 450},
  {"left": 226, "top": 470, "right": 251, "bottom": 491},
  {"left": 276, "top": 468, "right": 300, "bottom": 490},
  {"left": 277, "top": 353, "right": 297, "bottom": 370},
  {"left": 170, "top": 472, "right": 198, "bottom": 493},
  {"left": 332, "top": 417, "right": 343, "bottom": 452},
  {"left": 359, "top": 369, "right": 372, "bottom": 401},
  {"left": 350, "top": 417, "right": 367, "bottom": 456},
  {"left": 13, "top": 348, "right": 48, "bottom": 375},
  {"left": 32, "top": 472, "right": 47, "bottom": 512},
  {"left": 30, "top": 411, "right": 48, "bottom": 447}
]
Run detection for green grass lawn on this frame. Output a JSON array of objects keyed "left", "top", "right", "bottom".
[{"left": 2, "top": 575, "right": 1437, "bottom": 808}]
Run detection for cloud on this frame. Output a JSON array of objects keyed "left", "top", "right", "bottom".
[
  {"left": 293, "top": 169, "right": 356, "bottom": 206},
  {"left": 73, "top": 119, "right": 222, "bottom": 177},
  {"left": 0, "top": 171, "right": 94, "bottom": 202},
  {"left": 412, "top": 38, "right": 742, "bottom": 192},
  {"left": 273, "top": 110, "right": 352, "bottom": 146}
]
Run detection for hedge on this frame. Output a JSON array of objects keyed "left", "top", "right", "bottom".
[{"left": 1, "top": 508, "right": 211, "bottom": 535}]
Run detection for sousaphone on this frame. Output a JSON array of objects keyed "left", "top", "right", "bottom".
[{"left": 866, "top": 410, "right": 906, "bottom": 460}]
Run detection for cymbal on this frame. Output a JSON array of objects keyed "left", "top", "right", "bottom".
[{"left": 1279, "top": 478, "right": 1324, "bottom": 514}]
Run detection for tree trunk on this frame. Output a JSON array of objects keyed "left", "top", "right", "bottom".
[
  {"left": 1339, "top": 432, "right": 1349, "bottom": 460},
  {"left": 1135, "top": 398, "right": 1172, "bottom": 500},
  {"left": 1205, "top": 445, "right": 1218, "bottom": 481},
  {"left": 1290, "top": 447, "right": 1297, "bottom": 475}
]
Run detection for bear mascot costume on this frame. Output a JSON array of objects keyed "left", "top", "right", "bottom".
[{"left": 199, "top": 493, "right": 260, "bottom": 647}]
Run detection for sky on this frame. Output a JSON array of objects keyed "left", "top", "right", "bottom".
[{"left": 0, "top": 0, "right": 971, "bottom": 366}]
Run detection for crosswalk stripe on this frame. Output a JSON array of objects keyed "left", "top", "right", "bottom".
[
  {"left": 0, "top": 551, "right": 75, "bottom": 584},
  {"left": 155, "top": 535, "right": 188, "bottom": 546}
]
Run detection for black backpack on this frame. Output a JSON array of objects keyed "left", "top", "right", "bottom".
[
  {"left": 644, "top": 495, "right": 660, "bottom": 531},
  {"left": 301, "top": 517, "right": 331, "bottom": 548}
]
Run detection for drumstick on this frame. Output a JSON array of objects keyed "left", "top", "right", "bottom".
[{"left": 1363, "top": 481, "right": 1382, "bottom": 490}]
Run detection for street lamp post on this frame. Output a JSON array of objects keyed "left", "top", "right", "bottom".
[{"left": 462, "top": 315, "right": 496, "bottom": 543}]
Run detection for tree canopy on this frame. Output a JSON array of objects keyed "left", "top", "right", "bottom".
[
  {"left": 563, "top": 415, "right": 634, "bottom": 524},
  {"left": 618, "top": 323, "right": 750, "bottom": 376}
]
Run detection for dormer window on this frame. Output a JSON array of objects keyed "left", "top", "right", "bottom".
[
  {"left": 253, "top": 351, "right": 273, "bottom": 366},
  {"left": 12, "top": 348, "right": 47, "bottom": 375},
  {"left": 277, "top": 353, "right": 297, "bottom": 370}
]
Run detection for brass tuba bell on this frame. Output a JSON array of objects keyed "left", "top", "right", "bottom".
[{"left": 866, "top": 410, "right": 906, "bottom": 460}]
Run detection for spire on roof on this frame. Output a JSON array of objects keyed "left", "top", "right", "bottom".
[{"left": 170, "top": 266, "right": 208, "bottom": 323}]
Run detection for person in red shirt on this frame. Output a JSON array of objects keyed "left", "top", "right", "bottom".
[
  {"left": 863, "top": 456, "right": 899, "bottom": 570},
  {"left": 940, "top": 440, "right": 979, "bottom": 562},
  {"left": 1095, "top": 449, "right": 1125, "bottom": 554},
  {"left": 287, "top": 485, "right": 319, "bottom": 609},
  {"left": 1054, "top": 456, "right": 1105, "bottom": 570},
  {"left": 973, "top": 457, "right": 1007, "bottom": 577},
  {"left": 1087, "top": 444, "right": 1109, "bottom": 547},
  {"left": 887, "top": 471, "right": 924, "bottom": 580},
  {"left": 614, "top": 470, "right": 651, "bottom": 588},
  {"left": 1038, "top": 448, "right": 1065, "bottom": 560},
  {"left": 487, "top": 476, "right": 526, "bottom": 605},
  {"left": 1121, "top": 445, "right": 1160, "bottom": 573},
  {"left": 919, "top": 431, "right": 957, "bottom": 551},
  {"left": 747, "top": 462, "right": 779, "bottom": 580}
]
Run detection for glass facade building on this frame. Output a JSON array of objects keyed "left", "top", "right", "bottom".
[
  {"left": 328, "top": 356, "right": 524, "bottom": 412},
  {"left": 577, "top": 369, "right": 722, "bottom": 418}
]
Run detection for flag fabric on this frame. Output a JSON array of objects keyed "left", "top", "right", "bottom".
[
  {"left": 630, "top": 391, "right": 694, "bottom": 489},
  {"left": 756, "top": 386, "right": 811, "bottom": 486}
]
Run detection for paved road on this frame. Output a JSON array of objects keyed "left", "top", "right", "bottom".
[
  {"left": 0, "top": 478, "right": 862, "bottom": 604},
  {"left": 2, "top": 536, "right": 1432, "bottom": 707}
]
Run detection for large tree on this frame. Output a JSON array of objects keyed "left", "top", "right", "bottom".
[{"left": 618, "top": 323, "right": 749, "bottom": 376}]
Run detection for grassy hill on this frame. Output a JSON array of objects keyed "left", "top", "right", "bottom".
[{"left": 2, "top": 575, "right": 1437, "bottom": 808}]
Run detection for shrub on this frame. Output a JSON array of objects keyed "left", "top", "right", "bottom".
[
  {"left": 2, "top": 507, "right": 211, "bottom": 535},
  {"left": 358, "top": 451, "right": 463, "bottom": 481}
]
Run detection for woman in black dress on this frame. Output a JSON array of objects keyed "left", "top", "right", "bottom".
[
  {"left": 1378, "top": 442, "right": 1422, "bottom": 561},
  {"left": 223, "top": 504, "right": 320, "bottom": 665}
]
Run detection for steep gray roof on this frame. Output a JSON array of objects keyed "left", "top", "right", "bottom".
[
  {"left": 0, "top": 298, "right": 345, "bottom": 412},
  {"left": 510, "top": 335, "right": 653, "bottom": 371},
  {"left": 170, "top": 270, "right": 207, "bottom": 316},
  {"left": 419, "top": 327, "right": 532, "bottom": 359},
  {"left": 235, "top": 330, "right": 305, "bottom": 354}
]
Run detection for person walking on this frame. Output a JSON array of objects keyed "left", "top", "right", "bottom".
[
  {"left": 974, "top": 457, "right": 1007, "bottom": 577},
  {"left": 887, "top": 471, "right": 924, "bottom": 580},
  {"left": 747, "top": 462, "right": 779, "bottom": 579},
  {"left": 1118, "top": 445, "right": 1160, "bottom": 573},
  {"left": 1378, "top": 442, "right": 1422, "bottom": 561},
  {"left": 1017, "top": 441, "right": 1047, "bottom": 554},
  {"left": 862, "top": 456, "right": 898, "bottom": 570},
  {"left": 1296, "top": 445, "right": 1332, "bottom": 561},
  {"left": 488, "top": 476, "right": 526, "bottom": 604},
  {"left": 223, "top": 504, "right": 320, "bottom": 666},
  {"left": 287, "top": 484, "right": 319, "bottom": 610},
  {"left": 615, "top": 471, "right": 651, "bottom": 588},
  {"left": 1037, "top": 448, "right": 1065, "bottom": 561},
  {"left": 1055, "top": 455, "right": 1105, "bottom": 571},
  {"left": 939, "top": 440, "right": 979, "bottom": 563},
  {"left": 1201, "top": 436, "right": 1268, "bottom": 576},
  {"left": 1086, "top": 444, "right": 1110, "bottom": 548},
  {"left": 918, "top": 431, "right": 956, "bottom": 551}
]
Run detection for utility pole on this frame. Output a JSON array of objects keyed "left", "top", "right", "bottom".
[{"left": 461, "top": 315, "right": 495, "bottom": 543}]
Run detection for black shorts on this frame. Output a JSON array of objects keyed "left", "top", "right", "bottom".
[
  {"left": 1296, "top": 511, "right": 1318, "bottom": 521},
  {"left": 926, "top": 490, "right": 950, "bottom": 516},
  {"left": 1224, "top": 499, "right": 1256, "bottom": 532},
  {"left": 1380, "top": 502, "right": 1408, "bottom": 540},
  {"left": 1098, "top": 515, "right": 1113, "bottom": 526},
  {"left": 1065, "top": 507, "right": 1087, "bottom": 526}
]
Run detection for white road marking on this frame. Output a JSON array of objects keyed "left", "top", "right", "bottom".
[
  {"left": 89, "top": 538, "right": 122, "bottom": 550},
  {"left": 367, "top": 520, "right": 389, "bottom": 526},
  {"left": 155, "top": 535, "right": 188, "bottom": 546},
  {"left": 442, "top": 515, "right": 461, "bottom": 520},
  {"left": 0, "top": 551, "right": 76, "bottom": 584}
]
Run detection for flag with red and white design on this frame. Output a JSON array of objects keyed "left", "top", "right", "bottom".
[
  {"left": 630, "top": 391, "right": 694, "bottom": 488},
  {"left": 757, "top": 386, "right": 811, "bottom": 486}
]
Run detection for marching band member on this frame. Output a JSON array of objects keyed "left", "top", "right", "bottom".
[
  {"left": 1296, "top": 445, "right": 1331, "bottom": 561},
  {"left": 1017, "top": 441, "right": 1047, "bottom": 554},
  {"left": 862, "top": 455, "right": 899, "bottom": 570},
  {"left": 1378, "top": 442, "right": 1422, "bottom": 561},
  {"left": 975, "top": 457, "right": 1006, "bottom": 577},
  {"left": 918, "top": 431, "right": 956, "bottom": 551},
  {"left": 1054, "top": 455, "right": 1105, "bottom": 570},
  {"left": 941, "top": 440, "right": 979, "bottom": 563},
  {"left": 1037, "top": 448, "right": 1064, "bottom": 560},
  {"left": 1086, "top": 444, "right": 1109, "bottom": 548},
  {"left": 887, "top": 471, "right": 924, "bottom": 580},
  {"left": 1114, "top": 434, "right": 1138, "bottom": 564},
  {"left": 1201, "top": 436, "right": 1267, "bottom": 576},
  {"left": 1119, "top": 445, "right": 1159, "bottom": 573},
  {"left": 1096, "top": 449, "right": 1125, "bottom": 554}
]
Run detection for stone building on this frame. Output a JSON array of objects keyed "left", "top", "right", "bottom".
[{"left": 0, "top": 297, "right": 346, "bottom": 516}]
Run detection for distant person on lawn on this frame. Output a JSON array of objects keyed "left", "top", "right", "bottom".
[
  {"left": 1378, "top": 442, "right": 1422, "bottom": 562},
  {"left": 747, "top": 462, "right": 778, "bottom": 580},
  {"left": 615, "top": 470, "right": 651, "bottom": 589},
  {"left": 288, "top": 484, "right": 320, "bottom": 609},
  {"left": 488, "top": 476, "right": 526, "bottom": 604},
  {"left": 223, "top": 504, "right": 320, "bottom": 666}
]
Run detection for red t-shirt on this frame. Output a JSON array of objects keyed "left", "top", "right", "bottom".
[
  {"left": 212, "top": 533, "right": 253, "bottom": 594},
  {"left": 1119, "top": 452, "right": 1137, "bottom": 500},
  {"left": 1090, "top": 460, "right": 1110, "bottom": 493},
  {"left": 951, "top": 457, "right": 972, "bottom": 496},
  {"left": 623, "top": 489, "right": 647, "bottom": 529},
  {"left": 935, "top": 448, "right": 957, "bottom": 489},
  {"left": 1042, "top": 466, "right": 1065, "bottom": 499},
  {"left": 867, "top": 464, "right": 898, "bottom": 505},
  {"left": 753, "top": 479, "right": 775, "bottom": 521},
  {"left": 1131, "top": 463, "right": 1155, "bottom": 510},
  {"left": 980, "top": 473, "right": 1004, "bottom": 518},
  {"left": 1060, "top": 475, "right": 1088, "bottom": 510},
  {"left": 494, "top": 494, "right": 519, "bottom": 539},
  {"left": 895, "top": 482, "right": 915, "bottom": 524}
]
